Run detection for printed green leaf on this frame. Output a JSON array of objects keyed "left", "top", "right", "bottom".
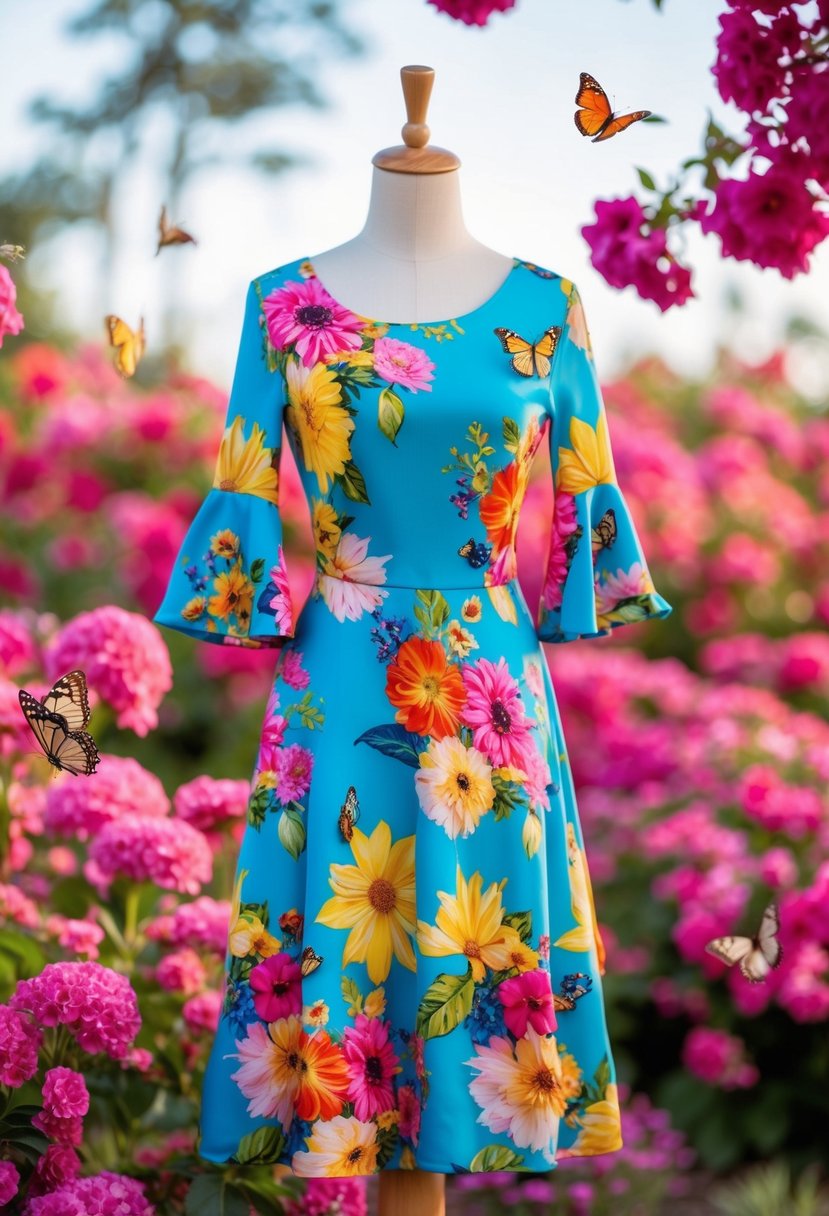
[
  {"left": 415, "top": 588, "right": 451, "bottom": 632},
  {"left": 246, "top": 787, "right": 270, "bottom": 830},
  {"left": 416, "top": 967, "right": 474, "bottom": 1039},
  {"left": 503, "top": 910, "right": 533, "bottom": 944},
  {"left": 341, "top": 975, "right": 363, "bottom": 1015},
  {"left": 232, "top": 1124, "right": 287, "bottom": 1165},
  {"left": 502, "top": 416, "right": 521, "bottom": 453},
  {"left": 469, "top": 1144, "right": 526, "bottom": 1172},
  {"left": 249, "top": 557, "right": 265, "bottom": 584},
  {"left": 339, "top": 459, "right": 371, "bottom": 505},
  {"left": 277, "top": 807, "right": 306, "bottom": 860},
  {"left": 354, "top": 724, "right": 427, "bottom": 768},
  {"left": 378, "top": 386, "right": 405, "bottom": 445},
  {"left": 593, "top": 1054, "right": 612, "bottom": 1096}
]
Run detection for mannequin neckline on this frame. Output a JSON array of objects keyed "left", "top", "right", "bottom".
[{"left": 301, "top": 255, "right": 522, "bottom": 329}]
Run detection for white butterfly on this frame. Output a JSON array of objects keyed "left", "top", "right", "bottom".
[{"left": 704, "top": 902, "right": 783, "bottom": 984}]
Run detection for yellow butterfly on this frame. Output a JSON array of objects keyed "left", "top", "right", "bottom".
[
  {"left": 155, "top": 204, "right": 198, "bottom": 255},
  {"left": 494, "top": 326, "right": 561, "bottom": 378},
  {"left": 105, "top": 314, "right": 145, "bottom": 378},
  {"left": 705, "top": 902, "right": 783, "bottom": 984}
]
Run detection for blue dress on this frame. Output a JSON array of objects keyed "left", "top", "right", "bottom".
[{"left": 153, "top": 254, "right": 672, "bottom": 1178}]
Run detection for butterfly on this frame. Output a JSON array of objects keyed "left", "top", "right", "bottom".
[
  {"left": 705, "top": 902, "right": 783, "bottom": 984},
  {"left": 105, "top": 314, "right": 145, "bottom": 378},
  {"left": 300, "top": 946, "right": 324, "bottom": 978},
  {"left": 18, "top": 670, "right": 100, "bottom": 777},
  {"left": 338, "top": 785, "right": 361, "bottom": 843},
  {"left": 494, "top": 327, "right": 561, "bottom": 379},
  {"left": 553, "top": 972, "right": 593, "bottom": 1012},
  {"left": 590, "top": 509, "right": 617, "bottom": 557},
  {"left": 458, "top": 538, "right": 492, "bottom": 569},
  {"left": 155, "top": 204, "right": 198, "bottom": 255},
  {"left": 0, "top": 244, "right": 25, "bottom": 263},
  {"left": 574, "top": 72, "right": 652, "bottom": 143}
]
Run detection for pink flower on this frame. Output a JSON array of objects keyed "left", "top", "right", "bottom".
[
  {"left": 27, "top": 1145, "right": 82, "bottom": 1198},
  {"left": 542, "top": 490, "right": 580, "bottom": 610},
  {"left": 284, "top": 1178, "right": 368, "bottom": 1216},
  {"left": 0, "top": 266, "right": 24, "bottom": 348},
  {"left": 0, "top": 1004, "right": 42, "bottom": 1087},
  {"left": 89, "top": 814, "right": 213, "bottom": 895},
  {"left": 373, "top": 337, "right": 435, "bottom": 393},
  {"left": 698, "top": 164, "right": 829, "bottom": 280},
  {"left": 263, "top": 277, "right": 364, "bottom": 368},
  {"left": 783, "top": 72, "right": 829, "bottom": 190},
  {"left": 0, "top": 1160, "right": 20, "bottom": 1206},
  {"left": 41, "top": 1066, "right": 90, "bottom": 1119},
  {"left": 397, "top": 1083, "right": 421, "bottom": 1144},
  {"left": 498, "top": 969, "right": 557, "bottom": 1038},
  {"left": 275, "top": 743, "right": 314, "bottom": 803},
  {"left": 182, "top": 990, "right": 223, "bottom": 1034},
  {"left": 45, "top": 606, "right": 173, "bottom": 736},
  {"left": 31, "top": 1107, "right": 84, "bottom": 1146},
  {"left": 342, "top": 1014, "right": 401, "bottom": 1120},
  {"left": 257, "top": 685, "right": 288, "bottom": 770},
  {"left": 280, "top": 649, "right": 310, "bottom": 689},
  {"left": 595, "top": 562, "right": 653, "bottom": 616},
  {"left": 155, "top": 947, "right": 207, "bottom": 995},
  {"left": 682, "top": 1026, "right": 759, "bottom": 1090},
  {"left": 45, "top": 754, "right": 169, "bottom": 840},
  {"left": 0, "top": 881, "right": 40, "bottom": 928},
  {"left": 460, "top": 656, "right": 535, "bottom": 768},
  {"left": 0, "top": 610, "right": 36, "bottom": 676},
  {"left": 11, "top": 961, "right": 141, "bottom": 1060},
  {"left": 713, "top": 7, "right": 786, "bottom": 115},
  {"left": 518, "top": 740, "right": 553, "bottom": 813},
  {"left": 582, "top": 197, "right": 693, "bottom": 311},
  {"left": 173, "top": 775, "right": 249, "bottom": 832},
  {"left": 249, "top": 952, "right": 302, "bottom": 1021},
  {"left": 45, "top": 915, "right": 105, "bottom": 960},
  {"left": 261, "top": 547, "right": 294, "bottom": 635},
  {"left": 165, "top": 895, "right": 232, "bottom": 955},
  {"left": 426, "top": 0, "right": 516, "bottom": 25},
  {"left": 24, "top": 1170, "right": 154, "bottom": 1216}
]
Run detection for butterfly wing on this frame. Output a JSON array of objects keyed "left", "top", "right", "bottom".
[
  {"left": 105, "top": 315, "right": 145, "bottom": 378},
  {"left": 592, "top": 109, "right": 652, "bottom": 143},
  {"left": 704, "top": 934, "right": 754, "bottom": 969},
  {"left": 494, "top": 328, "right": 536, "bottom": 378},
  {"left": 42, "top": 670, "right": 92, "bottom": 732},
  {"left": 18, "top": 690, "right": 99, "bottom": 775},
  {"left": 19, "top": 690, "right": 66, "bottom": 758},
  {"left": 300, "top": 946, "right": 323, "bottom": 977},
  {"left": 591, "top": 509, "right": 618, "bottom": 556},
  {"left": 757, "top": 902, "right": 782, "bottom": 965},
  {"left": 531, "top": 327, "right": 561, "bottom": 378},
  {"left": 54, "top": 729, "right": 100, "bottom": 777},
  {"left": 575, "top": 72, "right": 613, "bottom": 139}
]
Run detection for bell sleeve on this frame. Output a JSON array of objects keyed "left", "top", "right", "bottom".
[
  {"left": 152, "top": 280, "right": 295, "bottom": 648},
  {"left": 536, "top": 283, "right": 672, "bottom": 643}
]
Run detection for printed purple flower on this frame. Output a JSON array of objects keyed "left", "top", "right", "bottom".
[
  {"left": 263, "top": 277, "right": 364, "bottom": 368},
  {"left": 249, "top": 952, "right": 302, "bottom": 1021}
]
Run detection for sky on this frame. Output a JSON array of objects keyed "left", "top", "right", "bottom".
[{"left": 1, "top": 0, "right": 828, "bottom": 389}]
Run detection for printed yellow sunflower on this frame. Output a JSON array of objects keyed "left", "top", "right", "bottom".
[
  {"left": 416, "top": 865, "right": 524, "bottom": 983},
  {"left": 312, "top": 499, "right": 342, "bottom": 561},
  {"left": 208, "top": 566, "right": 253, "bottom": 624},
  {"left": 316, "top": 820, "right": 416, "bottom": 984},
  {"left": 210, "top": 529, "right": 240, "bottom": 558},
  {"left": 285, "top": 356, "right": 355, "bottom": 494},
  {"left": 292, "top": 1114, "right": 380, "bottom": 1177},
  {"left": 569, "top": 1082, "right": 623, "bottom": 1155},
  {"left": 557, "top": 412, "right": 615, "bottom": 496},
  {"left": 213, "top": 416, "right": 280, "bottom": 504}
]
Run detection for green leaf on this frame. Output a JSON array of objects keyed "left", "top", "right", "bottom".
[
  {"left": 231, "top": 1123, "right": 286, "bottom": 1164},
  {"left": 468, "top": 1144, "right": 526, "bottom": 1172},
  {"left": 503, "top": 910, "right": 533, "bottom": 944},
  {"left": 378, "top": 386, "right": 405, "bottom": 444},
  {"left": 416, "top": 967, "right": 474, "bottom": 1039},
  {"left": 341, "top": 975, "right": 363, "bottom": 1014},
  {"left": 0, "top": 929, "right": 47, "bottom": 976},
  {"left": 593, "top": 1054, "right": 612, "bottom": 1096},
  {"left": 277, "top": 807, "right": 306, "bottom": 860},
  {"left": 246, "top": 786, "right": 271, "bottom": 830},
  {"left": 635, "top": 165, "right": 656, "bottom": 191},
  {"left": 354, "top": 724, "right": 427, "bottom": 768},
  {"left": 502, "top": 416, "right": 521, "bottom": 453},
  {"left": 249, "top": 557, "right": 265, "bottom": 584},
  {"left": 185, "top": 1175, "right": 251, "bottom": 1216},
  {"left": 339, "top": 459, "right": 371, "bottom": 505},
  {"left": 415, "top": 588, "right": 450, "bottom": 632}
]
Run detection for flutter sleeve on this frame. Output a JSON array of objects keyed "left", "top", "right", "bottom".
[
  {"left": 152, "top": 280, "right": 295, "bottom": 647},
  {"left": 536, "top": 282, "right": 672, "bottom": 643}
]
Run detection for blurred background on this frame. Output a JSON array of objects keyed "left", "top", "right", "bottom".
[{"left": 1, "top": 2, "right": 829, "bottom": 1215}]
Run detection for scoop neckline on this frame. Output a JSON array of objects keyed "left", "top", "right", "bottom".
[{"left": 301, "top": 254, "right": 522, "bottom": 329}]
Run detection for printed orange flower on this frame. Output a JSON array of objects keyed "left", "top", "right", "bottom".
[
  {"left": 385, "top": 636, "right": 466, "bottom": 738},
  {"left": 295, "top": 1028, "right": 351, "bottom": 1122},
  {"left": 208, "top": 566, "right": 253, "bottom": 623},
  {"left": 479, "top": 461, "right": 527, "bottom": 553}
]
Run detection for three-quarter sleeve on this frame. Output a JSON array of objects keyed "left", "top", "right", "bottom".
[
  {"left": 536, "top": 283, "right": 672, "bottom": 643},
  {"left": 152, "top": 280, "right": 295, "bottom": 647}
]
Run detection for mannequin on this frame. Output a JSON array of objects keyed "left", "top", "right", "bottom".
[{"left": 308, "top": 63, "right": 500, "bottom": 1216}]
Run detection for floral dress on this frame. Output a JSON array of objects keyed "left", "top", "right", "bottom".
[{"left": 152, "top": 254, "right": 672, "bottom": 1178}]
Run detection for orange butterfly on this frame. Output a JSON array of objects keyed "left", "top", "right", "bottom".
[
  {"left": 105, "top": 314, "right": 145, "bottom": 378},
  {"left": 155, "top": 204, "right": 198, "bottom": 255},
  {"left": 575, "top": 72, "right": 651, "bottom": 143}
]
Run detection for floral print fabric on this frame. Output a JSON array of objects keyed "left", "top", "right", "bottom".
[{"left": 152, "top": 255, "right": 672, "bottom": 1176}]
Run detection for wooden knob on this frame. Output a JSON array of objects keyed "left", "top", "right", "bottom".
[{"left": 372, "top": 64, "right": 460, "bottom": 174}]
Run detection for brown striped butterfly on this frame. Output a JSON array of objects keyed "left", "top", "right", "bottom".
[
  {"left": 338, "top": 785, "right": 360, "bottom": 843},
  {"left": 591, "top": 509, "right": 617, "bottom": 557},
  {"left": 156, "top": 204, "right": 198, "bottom": 255},
  {"left": 300, "top": 946, "right": 323, "bottom": 977},
  {"left": 18, "top": 670, "right": 100, "bottom": 777}
]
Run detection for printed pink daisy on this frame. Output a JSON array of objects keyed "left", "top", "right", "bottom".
[
  {"left": 249, "top": 952, "right": 302, "bottom": 1021},
  {"left": 373, "top": 337, "right": 435, "bottom": 393},
  {"left": 342, "top": 1013, "right": 401, "bottom": 1120},
  {"left": 280, "top": 649, "right": 311, "bottom": 690},
  {"left": 275, "top": 743, "right": 314, "bottom": 803},
  {"left": 261, "top": 547, "right": 294, "bottom": 635},
  {"left": 542, "top": 490, "right": 580, "bottom": 610},
  {"left": 460, "top": 656, "right": 535, "bottom": 768},
  {"left": 498, "top": 969, "right": 558, "bottom": 1039},
  {"left": 263, "top": 277, "right": 364, "bottom": 368},
  {"left": 257, "top": 685, "right": 288, "bottom": 771},
  {"left": 397, "top": 1083, "right": 421, "bottom": 1145},
  {"left": 595, "top": 561, "right": 653, "bottom": 617}
]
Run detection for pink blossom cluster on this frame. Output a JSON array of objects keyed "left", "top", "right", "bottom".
[
  {"left": 44, "top": 914, "right": 106, "bottom": 959},
  {"left": 23, "top": 1170, "right": 154, "bottom": 1216},
  {"left": 154, "top": 946, "right": 207, "bottom": 995},
  {"left": 681, "top": 1026, "right": 759, "bottom": 1090},
  {"left": 0, "top": 1003, "right": 43, "bottom": 1086},
  {"left": 173, "top": 773, "right": 249, "bottom": 838},
  {"left": 88, "top": 814, "right": 212, "bottom": 895},
  {"left": 581, "top": 196, "right": 693, "bottom": 311},
  {"left": 45, "top": 754, "right": 169, "bottom": 839},
  {"left": 144, "top": 894, "right": 231, "bottom": 955},
  {"left": 701, "top": 633, "right": 829, "bottom": 698},
  {"left": 0, "top": 264, "right": 24, "bottom": 348},
  {"left": 45, "top": 605, "right": 172, "bottom": 736},
  {"left": 10, "top": 961, "right": 141, "bottom": 1059},
  {"left": 32, "top": 1067, "right": 90, "bottom": 1146},
  {"left": 284, "top": 1178, "right": 367, "bottom": 1216},
  {"left": 181, "top": 989, "right": 222, "bottom": 1034}
]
